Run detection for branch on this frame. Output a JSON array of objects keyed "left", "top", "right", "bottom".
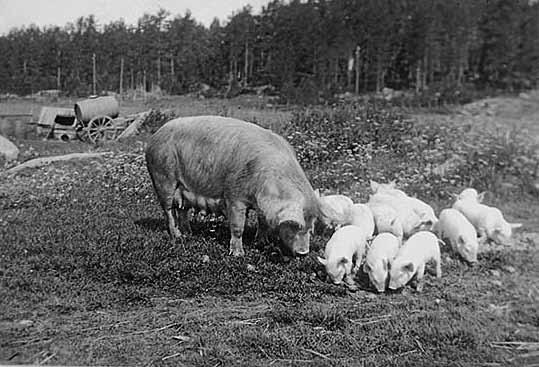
[{"left": 3, "top": 152, "right": 111, "bottom": 176}]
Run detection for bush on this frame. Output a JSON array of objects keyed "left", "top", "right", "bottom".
[{"left": 284, "top": 102, "right": 538, "bottom": 199}]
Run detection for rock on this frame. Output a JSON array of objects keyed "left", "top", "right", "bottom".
[
  {"left": 0, "top": 134, "right": 19, "bottom": 162},
  {"left": 502, "top": 265, "right": 516, "bottom": 274},
  {"left": 18, "top": 319, "right": 33, "bottom": 327},
  {"left": 490, "top": 269, "right": 501, "bottom": 277},
  {"left": 246, "top": 264, "right": 256, "bottom": 272},
  {"left": 202, "top": 255, "right": 210, "bottom": 263},
  {"left": 519, "top": 92, "right": 530, "bottom": 99}
]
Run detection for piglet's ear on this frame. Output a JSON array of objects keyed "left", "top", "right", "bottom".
[
  {"left": 510, "top": 223, "right": 522, "bottom": 229},
  {"left": 338, "top": 257, "right": 349, "bottom": 266},
  {"left": 457, "top": 235, "right": 465, "bottom": 246},
  {"left": 389, "top": 180, "right": 397, "bottom": 188},
  {"left": 403, "top": 262, "right": 414, "bottom": 273},
  {"left": 314, "top": 189, "right": 320, "bottom": 198},
  {"left": 370, "top": 180, "right": 380, "bottom": 193},
  {"left": 477, "top": 191, "right": 486, "bottom": 203},
  {"left": 382, "top": 259, "right": 388, "bottom": 271},
  {"left": 317, "top": 256, "right": 327, "bottom": 266}
]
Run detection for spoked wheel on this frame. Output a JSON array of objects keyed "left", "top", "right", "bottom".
[{"left": 86, "top": 115, "right": 116, "bottom": 144}]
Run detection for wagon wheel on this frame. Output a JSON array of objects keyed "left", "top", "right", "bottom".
[{"left": 86, "top": 115, "right": 116, "bottom": 144}]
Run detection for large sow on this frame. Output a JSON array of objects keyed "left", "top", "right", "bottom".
[{"left": 145, "top": 116, "right": 321, "bottom": 256}]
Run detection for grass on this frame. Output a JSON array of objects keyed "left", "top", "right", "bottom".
[{"left": 0, "top": 95, "right": 538, "bottom": 366}]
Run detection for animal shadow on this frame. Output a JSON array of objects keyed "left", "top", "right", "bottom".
[{"left": 135, "top": 217, "right": 166, "bottom": 232}]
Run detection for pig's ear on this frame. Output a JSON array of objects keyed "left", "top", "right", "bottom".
[
  {"left": 363, "top": 263, "right": 371, "bottom": 273},
  {"left": 510, "top": 223, "right": 522, "bottom": 229},
  {"left": 382, "top": 259, "right": 389, "bottom": 271},
  {"left": 457, "top": 235, "right": 465, "bottom": 246},
  {"left": 389, "top": 180, "right": 396, "bottom": 188},
  {"left": 477, "top": 191, "right": 486, "bottom": 202},
  {"left": 314, "top": 188, "right": 320, "bottom": 198},
  {"left": 338, "top": 257, "right": 349, "bottom": 266},
  {"left": 279, "top": 220, "right": 303, "bottom": 236},
  {"left": 317, "top": 256, "right": 327, "bottom": 266},
  {"left": 370, "top": 180, "right": 380, "bottom": 193},
  {"left": 278, "top": 206, "right": 306, "bottom": 229},
  {"left": 403, "top": 262, "right": 414, "bottom": 273}
]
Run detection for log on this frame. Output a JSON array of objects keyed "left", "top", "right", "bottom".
[
  {"left": 3, "top": 152, "right": 111, "bottom": 176},
  {"left": 116, "top": 110, "right": 151, "bottom": 140}
]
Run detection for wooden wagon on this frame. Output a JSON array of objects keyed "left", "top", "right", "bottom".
[
  {"left": 37, "top": 96, "right": 136, "bottom": 143},
  {"left": 74, "top": 96, "right": 135, "bottom": 144}
]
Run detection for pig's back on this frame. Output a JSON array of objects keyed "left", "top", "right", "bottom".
[
  {"left": 398, "top": 231, "right": 438, "bottom": 261},
  {"left": 146, "top": 116, "right": 304, "bottom": 198},
  {"left": 367, "top": 233, "right": 399, "bottom": 261}
]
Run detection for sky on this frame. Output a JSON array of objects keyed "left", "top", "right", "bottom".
[{"left": 0, "top": 0, "right": 270, "bottom": 35}]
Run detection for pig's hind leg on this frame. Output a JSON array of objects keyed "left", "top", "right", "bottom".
[
  {"left": 149, "top": 170, "right": 186, "bottom": 239},
  {"left": 172, "top": 189, "right": 192, "bottom": 235}
]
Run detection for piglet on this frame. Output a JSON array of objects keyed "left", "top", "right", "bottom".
[
  {"left": 367, "top": 202, "right": 404, "bottom": 241},
  {"left": 456, "top": 188, "right": 485, "bottom": 203},
  {"left": 350, "top": 203, "right": 375, "bottom": 237},
  {"left": 317, "top": 225, "right": 368, "bottom": 290},
  {"left": 319, "top": 194, "right": 354, "bottom": 229},
  {"left": 434, "top": 208, "right": 478, "bottom": 264},
  {"left": 452, "top": 198, "right": 522, "bottom": 246},
  {"left": 363, "top": 233, "right": 400, "bottom": 292},
  {"left": 389, "top": 231, "right": 442, "bottom": 292},
  {"left": 370, "top": 180, "right": 408, "bottom": 198}
]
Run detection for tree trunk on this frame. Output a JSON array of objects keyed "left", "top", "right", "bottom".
[
  {"left": 244, "top": 40, "right": 248, "bottom": 87},
  {"left": 119, "top": 57, "right": 124, "bottom": 97},
  {"left": 92, "top": 53, "right": 97, "bottom": 95},
  {"left": 355, "top": 46, "right": 360, "bottom": 94}
]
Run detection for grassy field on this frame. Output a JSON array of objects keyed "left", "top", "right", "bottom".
[{"left": 0, "top": 94, "right": 538, "bottom": 366}]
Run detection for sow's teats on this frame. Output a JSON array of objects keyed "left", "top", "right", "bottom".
[
  {"left": 74, "top": 96, "right": 119, "bottom": 123},
  {"left": 145, "top": 115, "right": 321, "bottom": 257}
]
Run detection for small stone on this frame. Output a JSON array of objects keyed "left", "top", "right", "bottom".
[
  {"left": 490, "top": 269, "right": 501, "bottom": 277},
  {"left": 19, "top": 319, "right": 33, "bottom": 327},
  {"left": 246, "top": 264, "right": 256, "bottom": 272},
  {"left": 491, "top": 280, "right": 503, "bottom": 287},
  {"left": 503, "top": 265, "right": 516, "bottom": 274},
  {"left": 202, "top": 255, "right": 210, "bottom": 263},
  {"left": 435, "top": 298, "right": 441, "bottom": 304}
]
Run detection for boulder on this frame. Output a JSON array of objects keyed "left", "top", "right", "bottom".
[{"left": 0, "top": 134, "right": 19, "bottom": 162}]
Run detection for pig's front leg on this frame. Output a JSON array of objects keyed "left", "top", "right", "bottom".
[{"left": 227, "top": 200, "right": 247, "bottom": 256}]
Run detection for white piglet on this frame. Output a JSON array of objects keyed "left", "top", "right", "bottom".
[
  {"left": 408, "top": 197, "right": 438, "bottom": 230},
  {"left": 452, "top": 198, "right": 522, "bottom": 245},
  {"left": 389, "top": 231, "right": 442, "bottom": 292},
  {"left": 435, "top": 208, "right": 478, "bottom": 264},
  {"left": 370, "top": 180, "right": 408, "bottom": 198},
  {"left": 367, "top": 202, "right": 404, "bottom": 242},
  {"left": 319, "top": 194, "right": 354, "bottom": 229},
  {"left": 350, "top": 203, "right": 375, "bottom": 237},
  {"left": 363, "top": 233, "right": 400, "bottom": 292},
  {"left": 368, "top": 193, "right": 424, "bottom": 238},
  {"left": 317, "top": 225, "right": 368, "bottom": 290},
  {"left": 456, "top": 188, "right": 485, "bottom": 202}
]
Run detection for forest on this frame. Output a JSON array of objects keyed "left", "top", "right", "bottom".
[{"left": 0, "top": 0, "right": 538, "bottom": 102}]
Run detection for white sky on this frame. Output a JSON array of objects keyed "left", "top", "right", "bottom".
[{"left": 0, "top": 0, "right": 270, "bottom": 35}]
